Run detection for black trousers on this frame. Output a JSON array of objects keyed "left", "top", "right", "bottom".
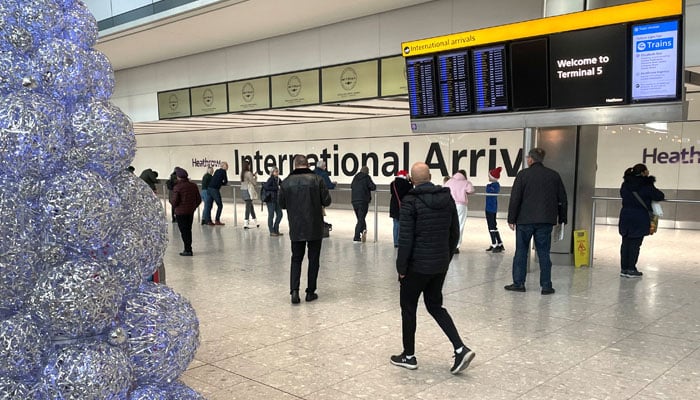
[
  {"left": 400, "top": 271, "right": 464, "bottom": 355},
  {"left": 290, "top": 239, "right": 322, "bottom": 294},
  {"left": 353, "top": 203, "right": 368, "bottom": 240},
  {"left": 485, "top": 211, "right": 503, "bottom": 245},
  {"left": 620, "top": 236, "right": 644, "bottom": 271},
  {"left": 176, "top": 214, "right": 194, "bottom": 252}
]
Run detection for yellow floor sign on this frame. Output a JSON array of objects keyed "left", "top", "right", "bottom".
[{"left": 574, "top": 230, "right": 589, "bottom": 268}]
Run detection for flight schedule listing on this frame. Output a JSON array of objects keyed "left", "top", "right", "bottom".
[
  {"left": 406, "top": 56, "right": 437, "bottom": 117},
  {"left": 437, "top": 51, "right": 471, "bottom": 115},
  {"left": 472, "top": 45, "right": 508, "bottom": 112}
]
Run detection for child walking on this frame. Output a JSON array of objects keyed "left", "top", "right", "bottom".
[{"left": 485, "top": 167, "right": 504, "bottom": 253}]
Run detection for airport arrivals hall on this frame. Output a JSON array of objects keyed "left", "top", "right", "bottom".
[{"left": 1, "top": 0, "right": 699, "bottom": 399}]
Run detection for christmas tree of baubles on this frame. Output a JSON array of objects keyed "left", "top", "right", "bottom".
[{"left": 0, "top": 1, "right": 203, "bottom": 398}]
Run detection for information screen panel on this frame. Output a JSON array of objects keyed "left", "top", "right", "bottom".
[
  {"left": 631, "top": 19, "right": 680, "bottom": 102},
  {"left": 472, "top": 45, "right": 508, "bottom": 112},
  {"left": 157, "top": 89, "right": 191, "bottom": 119},
  {"left": 406, "top": 56, "right": 437, "bottom": 118},
  {"left": 381, "top": 56, "right": 408, "bottom": 96},
  {"left": 322, "top": 60, "right": 378, "bottom": 103},
  {"left": 228, "top": 77, "right": 270, "bottom": 112},
  {"left": 271, "top": 70, "right": 319, "bottom": 108},
  {"left": 549, "top": 24, "right": 628, "bottom": 108},
  {"left": 437, "top": 51, "right": 471, "bottom": 115},
  {"left": 191, "top": 84, "right": 228, "bottom": 116},
  {"left": 509, "top": 38, "right": 549, "bottom": 111}
]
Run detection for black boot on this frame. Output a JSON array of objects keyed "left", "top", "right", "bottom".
[{"left": 290, "top": 290, "right": 300, "bottom": 304}]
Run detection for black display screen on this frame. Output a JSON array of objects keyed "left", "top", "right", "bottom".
[
  {"left": 406, "top": 56, "right": 437, "bottom": 118},
  {"left": 509, "top": 38, "right": 549, "bottom": 111},
  {"left": 549, "top": 24, "right": 628, "bottom": 108},
  {"left": 472, "top": 45, "right": 508, "bottom": 112},
  {"left": 437, "top": 51, "right": 471, "bottom": 115}
]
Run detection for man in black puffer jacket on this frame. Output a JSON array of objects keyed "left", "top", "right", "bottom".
[
  {"left": 279, "top": 155, "right": 332, "bottom": 304},
  {"left": 391, "top": 162, "right": 475, "bottom": 375},
  {"left": 350, "top": 166, "right": 376, "bottom": 242}
]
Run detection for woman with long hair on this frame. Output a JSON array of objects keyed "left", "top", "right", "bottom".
[{"left": 240, "top": 160, "right": 259, "bottom": 228}]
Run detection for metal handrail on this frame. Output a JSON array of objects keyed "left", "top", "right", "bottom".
[{"left": 590, "top": 196, "right": 700, "bottom": 267}]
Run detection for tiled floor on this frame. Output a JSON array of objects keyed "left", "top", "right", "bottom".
[{"left": 165, "top": 202, "right": 700, "bottom": 399}]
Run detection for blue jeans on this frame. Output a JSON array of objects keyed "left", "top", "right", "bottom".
[
  {"left": 393, "top": 218, "right": 400, "bottom": 247},
  {"left": 201, "top": 189, "right": 211, "bottom": 223},
  {"left": 267, "top": 201, "right": 283, "bottom": 233},
  {"left": 512, "top": 223, "right": 553, "bottom": 289},
  {"left": 207, "top": 187, "right": 223, "bottom": 222}
]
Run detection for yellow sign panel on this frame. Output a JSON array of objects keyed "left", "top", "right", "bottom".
[
  {"left": 322, "top": 60, "right": 378, "bottom": 103},
  {"left": 271, "top": 70, "right": 320, "bottom": 108},
  {"left": 380, "top": 56, "right": 407, "bottom": 96},
  {"left": 402, "top": 0, "right": 682, "bottom": 57},
  {"left": 228, "top": 77, "right": 270, "bottom": 112},
  {"left": 157, "top": 89, "right": 191, "bottom": 119},
  {"left": 573, "top": 230, "right": 590, "bottom": 268},
  {"left": 191, "top": 84, "right": 228, "bottom": 116}
]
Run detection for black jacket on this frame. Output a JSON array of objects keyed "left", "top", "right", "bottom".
[
  {"left": 279, "top": 168, "right": 332, "bottom": 241},
  {"left": 350, "top": 172, "right": 376, "bottom": 205},
  {"left": 139, "top": 169, "right": 158, "bottom": 191},
  {"left": 263, "top": 175, "right": 281, "bottom": 203},
  {"left": 389, "top": 177, "right": 413, "bottom": 219},
  {"left": 208, "top": 168, "right": 228, "bottom": 189},
  {"left": 507, "top": 162, "right": 568, "bottom": 225},
  {"left": 396, "top": 183, "right": 459, "bottom": 276},
  {"left": 619, "top": 175, "right": 665, "bottom": 238}
]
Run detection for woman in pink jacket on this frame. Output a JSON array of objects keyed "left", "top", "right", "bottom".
[{"left": 444, "top": 170, "right": 475, "bottom": 253}]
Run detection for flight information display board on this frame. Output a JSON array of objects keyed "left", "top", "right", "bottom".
[
  {"left": 631, "top": 19, "right": 680, "bottom": 102},
  {"left": 437, "top": 51, "right": 471, "bottom": 115},
  {"left": 406, "top": 56, "right": 437, "bottom": 118},
  {"left": 509, "top": 38, "right": 549, "bottom": 111},
  {"left": 549, "top": 24, "right": 628, "bottom": 109},
  {"left": 472, "top": 45, "right": 508, "bottom": 112}
]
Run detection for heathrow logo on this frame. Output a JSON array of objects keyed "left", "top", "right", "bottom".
[
  {"left": 340, "top": 67, "right": 357, "bottom": 91},
  {"left": 242, "top": 82, "right": 255, "bottom": 103},
  {"left": 287, "top": 75, "right": 301, "bottom": 97},
  {"left": 202, "top": 89, "right": 214, "bottom": 107},
  {"left": 168, "top": 94, "right": 179, "bottom": 111}
]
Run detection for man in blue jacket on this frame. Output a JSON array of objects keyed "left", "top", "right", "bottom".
[
  {"left": 391, "top": 162, "right": 475, "bottom": 375},
  {"left": 505, "top": 148, "right": 567, "bottom": 295}
]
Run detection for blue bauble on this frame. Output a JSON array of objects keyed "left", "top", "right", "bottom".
[
  {"left": 0, "top": 92, "right": 67, "bottom": 178},
  {"left": 41, "top": 341, "right": 133, "bottom": 400},
  {"left": 0, "top": 313, "right": 49, "bottom": 379},
  {"left": 68, "top": 101, "right": 136, "bottom": 178},
  {"left": 121, "top": 282, "right": 199, "bottom": 385},
  {"left": 28, "top": 258, "right": 123, "bottom": 339},
  {"left": 40, "top": 169, "right": 121, "bottom": 251},
  {"left": 61, "top": 0, "right": 98, "bottom": 49},
  {"left": 35, "top": 38, "right": 91, "bottom": 102}
]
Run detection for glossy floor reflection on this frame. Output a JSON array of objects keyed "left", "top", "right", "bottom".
[{"left": 165, "top": 204, "right": 700, "bottom": 399}]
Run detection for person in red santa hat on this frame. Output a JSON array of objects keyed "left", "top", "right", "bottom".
[{"left": 485, "top": 167, "right": 505, "bottom": 253}]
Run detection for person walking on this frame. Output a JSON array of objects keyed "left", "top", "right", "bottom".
[
  {"left": 618, "top": 163, "right": 664, "bottom": 278},
  {"left": 391, "top": 162, "right": 475, "bottom": 374},
  {"left": 207, "top": 162, "right": 228, "bottom": 226},
  {"left": 485, "top": 167, "right": 505, "bottom": 253},
  {"left": 263, "top": 167, "right": 284, "bottom": 236},
  {"left": 200, "top": 166, "right": 214, "bottom": 226},
  {"left": 504, "top": 148, "right": 567, "bottom": 295},
  {"left": 279, "top": 155, "right": 332, "bottom": 304},
  {"left": 443, "top": 169, "right": 475, "bottom": 253},
  {"left": 169, "top": 167, "right": 202, "bottom": 256},
  {"left": 350, "top": 166, "right": 376, "bottom": 242},
  {"left": 240, "top": 160, "right": 259, "bottom": 229},
  {"left": 389, "top": 170, "right": 412, "bottom": 248}
]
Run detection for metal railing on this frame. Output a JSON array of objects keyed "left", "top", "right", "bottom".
[{"left": 590, "top": 197, "right": 700, "bottom": 267}]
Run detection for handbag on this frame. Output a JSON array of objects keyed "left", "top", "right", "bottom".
[{"left": 632, "top": 192, "right": 658, "bottom": 235}]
